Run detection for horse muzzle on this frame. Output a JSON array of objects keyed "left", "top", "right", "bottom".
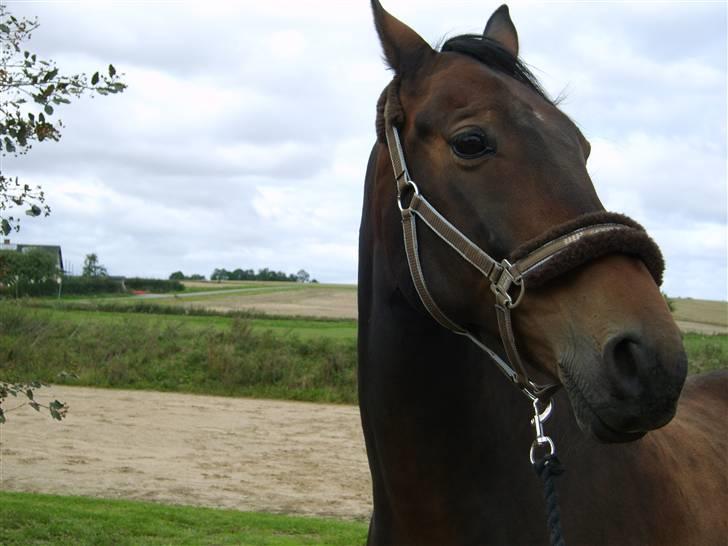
[{"left": 560, "top": 330, "right": 687, "bottom": 443}]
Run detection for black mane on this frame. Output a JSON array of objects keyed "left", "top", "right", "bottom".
[
  {"left": 440, "top": 34, "right": 553, "bottom": 104},
  {"left": 376, "top": 33, "right": 554, "bottom": 142}
]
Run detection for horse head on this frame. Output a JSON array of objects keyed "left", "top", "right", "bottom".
[{"left": 369, "top": 1, "right": 687, "bottom": 443}]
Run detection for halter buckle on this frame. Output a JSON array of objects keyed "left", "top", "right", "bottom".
[{"left": 490, "top": 260, "right": 525, "bottom": 308}]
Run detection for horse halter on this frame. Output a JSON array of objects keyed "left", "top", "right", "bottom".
[{"left": 381, "top": 98, "right": 665, "bottom": 412}]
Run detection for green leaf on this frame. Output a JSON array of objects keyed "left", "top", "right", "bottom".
[
  {"left": 0, "top": 407, "right": 5, "bottom": 424},
  {"left": 42, "top": 68, "right": 58, "bottom": 82},
  {"left": 1, "top": 220, "right": 11, "bottom": 236},
  {"left": 108, "top": 64, "right": 116, "bottom": 77},
  {"left": 91, "top": 71, "right": 99, "bottom": 85},
  {"left": 0, "top": 23, "right": 9, "bottom": 33},
  {"left": 30, "top": 401, "right": 40, "bottom": 412},
  {"left": 3, "top": 136, "right": 15, "bottom": 153},
  {"left": 25, "top": 389, "right": 34, "bottom": 400},
  {"left": 44, "top": 104, "right": 53, "bottom": 115},
  {"left": 26, "top": 205, "right": 42, "bottom": 217}
]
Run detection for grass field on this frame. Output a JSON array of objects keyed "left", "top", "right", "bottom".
[
  {"left": 0, "top": 492, "right": 367, "bottom": 546},
  {"left": 132, "top": 281, "right": 358, "bottom": 319},
  {"left": 1, "top": 298, "right": 725, "bottom": 408},
  {"left": 670, "top": 297, "right": 727, "bottom": 335},
  {"left": 0, "top": 303, "right": 358, "bottom": 403},
  {"left": 671, "top": 298, "right": 727, "bottom": 326},
  {"left": 27, "top": 302, "right": 358, "bottom": 340}
]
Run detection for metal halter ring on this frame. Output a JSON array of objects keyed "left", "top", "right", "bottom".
[
  {"left": 490, "top": 260, "right": 525, "bottom": 309},
  {"left": 397, "top": 180, "right": 420, "bottom": 212}
]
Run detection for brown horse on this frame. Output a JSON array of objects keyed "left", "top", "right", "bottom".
[{"left": 358, "top": 2, "right": 728, "bottom": 545}]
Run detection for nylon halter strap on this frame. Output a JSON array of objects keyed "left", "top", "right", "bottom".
[{"left": 383, "top": 106, "right": 631, "bottom": 403}]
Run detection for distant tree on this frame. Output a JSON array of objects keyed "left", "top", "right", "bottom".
[
  {"left": 0, "top": 3, "right": 126, "bottom": 235},
  {"left": 0, "top": 249, "right": 21, "bottom": 284},
  {"left": 210, "top": 266, "right": 313, "bottom": 283},
  {"left": 211, "top": 268, "right": 230, "bottom": 282},
  {"left": 169, "top": 271, "right": 185, "bottom": 280},
  {"left": 188, "top": 273, "right": 205, "bottom": 280},
  {"left": 0, "top": 248, "right": 56, "bottom": 296},
  {"left": 82, "top": 253, "right": 107, "bottom": 277}
]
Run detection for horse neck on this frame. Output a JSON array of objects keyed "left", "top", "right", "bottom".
[{"left": 360, "top": 258, "right": 539, "bottom": 483}]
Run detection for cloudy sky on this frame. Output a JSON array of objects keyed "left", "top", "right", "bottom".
[{"left": 2, "top": 1, "right": 726, "bottom": 300}]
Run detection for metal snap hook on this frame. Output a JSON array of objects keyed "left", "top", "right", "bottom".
[
  {"left": 529, "top": 436, "right": 556, "bottom": 464},
  {"left": 529, "top": 399, "right": 556, "bottom": 463}
]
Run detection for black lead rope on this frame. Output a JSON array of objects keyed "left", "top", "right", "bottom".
[
  {"left": 533, "top": 454, "right": 566, "bottom": 546},
  {"left": 530, "top": 400, "right": 566, "bottom": 546}
]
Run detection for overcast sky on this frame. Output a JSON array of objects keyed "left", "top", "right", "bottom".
[{"left": 2, "top": 1, "right": 726, "bottom": 300}]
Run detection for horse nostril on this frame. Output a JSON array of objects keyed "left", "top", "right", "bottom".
[
  {"left": 612, "top": 337, "right": 639, "bottom": 379},
  {"left": 603, "top": 334, "right": 648, "bottom": 397}
]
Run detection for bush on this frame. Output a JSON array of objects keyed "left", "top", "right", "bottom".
[
  {"left": 61, "top": 276, "right": 125, "bottom": 296},
  {"left": 0, "top": 278, "right": 58, "bottom": 297},
  {"left": 125, "top": 278, "right": 184, "bottom": 293},
  {"left": 0, "top": 249, "right": 59, "bottom": 297}
]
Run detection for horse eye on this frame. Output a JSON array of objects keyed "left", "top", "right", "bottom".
[{"left": 451, "top": 131, "right": 495, "bottom": 159}]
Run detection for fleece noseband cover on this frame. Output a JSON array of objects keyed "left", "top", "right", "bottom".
[{"left": 509, "top": 211, "right": 665, "bottom": 289}]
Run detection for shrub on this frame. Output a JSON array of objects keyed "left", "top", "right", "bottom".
[
  {"left": 61, "top": 276, "right": 125, "bottom": 295},
  {"left": 124, "top": 278, "right": 184, "bottom": 293}
]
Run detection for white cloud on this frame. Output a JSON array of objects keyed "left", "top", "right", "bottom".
[{"left": 2, "top": 1, "right": 725, "bottom": 299}]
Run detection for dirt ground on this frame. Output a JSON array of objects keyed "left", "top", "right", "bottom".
[{"left": 0, "top": 386, "right": 372, "bottom": 520}]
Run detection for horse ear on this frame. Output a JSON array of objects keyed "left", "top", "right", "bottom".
[
  {"left": 371, "top": 0, "right": 434, "bottom": 76},
  {"left": 483, "top": 5, "right": 519, "bottom": 57}
]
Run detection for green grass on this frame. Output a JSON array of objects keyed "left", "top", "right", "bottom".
[
  {"left": 23, "top": 302, "right": 358, "bottom": 341},
  {"left": 0, "top": 303, "right": 358, "bottom": 404},
  {"left": 0, "top": 302, "right": 724, "bottom": 408},
  {"left": 682, "top": 332, "right": 728, "bottom": 375},
  {"left": 0, "top": 491, "right": 367, "bottom": 545}
]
